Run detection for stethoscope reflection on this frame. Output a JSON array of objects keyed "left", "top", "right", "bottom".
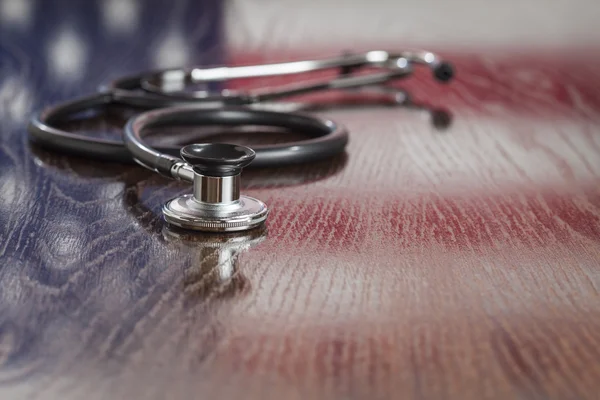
[
  {"left": 156, "top": 226, "right": 267, "bottom": 365},
  {"left": 121, "top": 183, "right": 267, "bottom": 304},
  {"left": 162, "top": 225, "right": 267, "bottom": 303}
]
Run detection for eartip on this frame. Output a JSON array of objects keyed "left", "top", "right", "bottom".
[{"left": 434, "top": 62, "right": 454, "bottom": 82}]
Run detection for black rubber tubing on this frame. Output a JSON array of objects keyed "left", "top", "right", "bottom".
[
  {"left": 124, "top": 105, "right": 349, "bottom": 174},
  {"left": 27, "top": 93, "right": 349, "bottom": 169}
]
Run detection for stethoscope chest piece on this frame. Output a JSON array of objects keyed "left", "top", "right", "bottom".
[{"left": 162, "top": 143, "right": 268, "bottom": 232}]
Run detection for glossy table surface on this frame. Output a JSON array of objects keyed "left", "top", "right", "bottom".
[{"left": 1, "top": 1, "right": 599, "bottom": 399}]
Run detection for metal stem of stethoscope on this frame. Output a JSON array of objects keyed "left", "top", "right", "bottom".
[
  {"left": 181, "top": 50, "right": 448, "bottom": 81},
  {"left": 124, "top": 50, "right": 454, "bottom": 104}
]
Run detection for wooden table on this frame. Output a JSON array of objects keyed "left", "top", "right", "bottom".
[{"left": 1, "top": 1, "right": 599, "bottom": 399}]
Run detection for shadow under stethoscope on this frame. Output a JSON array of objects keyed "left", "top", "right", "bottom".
[{"left": 259, "top": 89, "right": 453, "bottom": 131}]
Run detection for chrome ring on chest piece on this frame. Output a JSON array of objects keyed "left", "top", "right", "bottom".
[{"left": 123, "top": 106, "right": 349, "bottom": 232}]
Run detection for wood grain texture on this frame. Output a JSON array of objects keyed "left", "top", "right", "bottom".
[{"left": 1, "top": 1, "right": 600, "bottom": 399}]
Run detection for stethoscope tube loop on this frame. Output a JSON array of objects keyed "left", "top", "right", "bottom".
[
  {"left": 123, "top": 106, "right": 349, "bottom": 178},
  {"left": 28, "top": 92, "right": 133, "bottom": 163},
  {"left": 27, "top": 93, "right": 349, "bottom": 173}
]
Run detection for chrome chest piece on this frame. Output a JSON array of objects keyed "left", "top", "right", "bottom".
[{"left": 162, "top": 143, "right": 269, "bottom": 232}]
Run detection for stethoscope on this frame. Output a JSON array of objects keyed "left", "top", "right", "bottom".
[{"left": 27, "top": 49, "right": 455, "bottom": 233}]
